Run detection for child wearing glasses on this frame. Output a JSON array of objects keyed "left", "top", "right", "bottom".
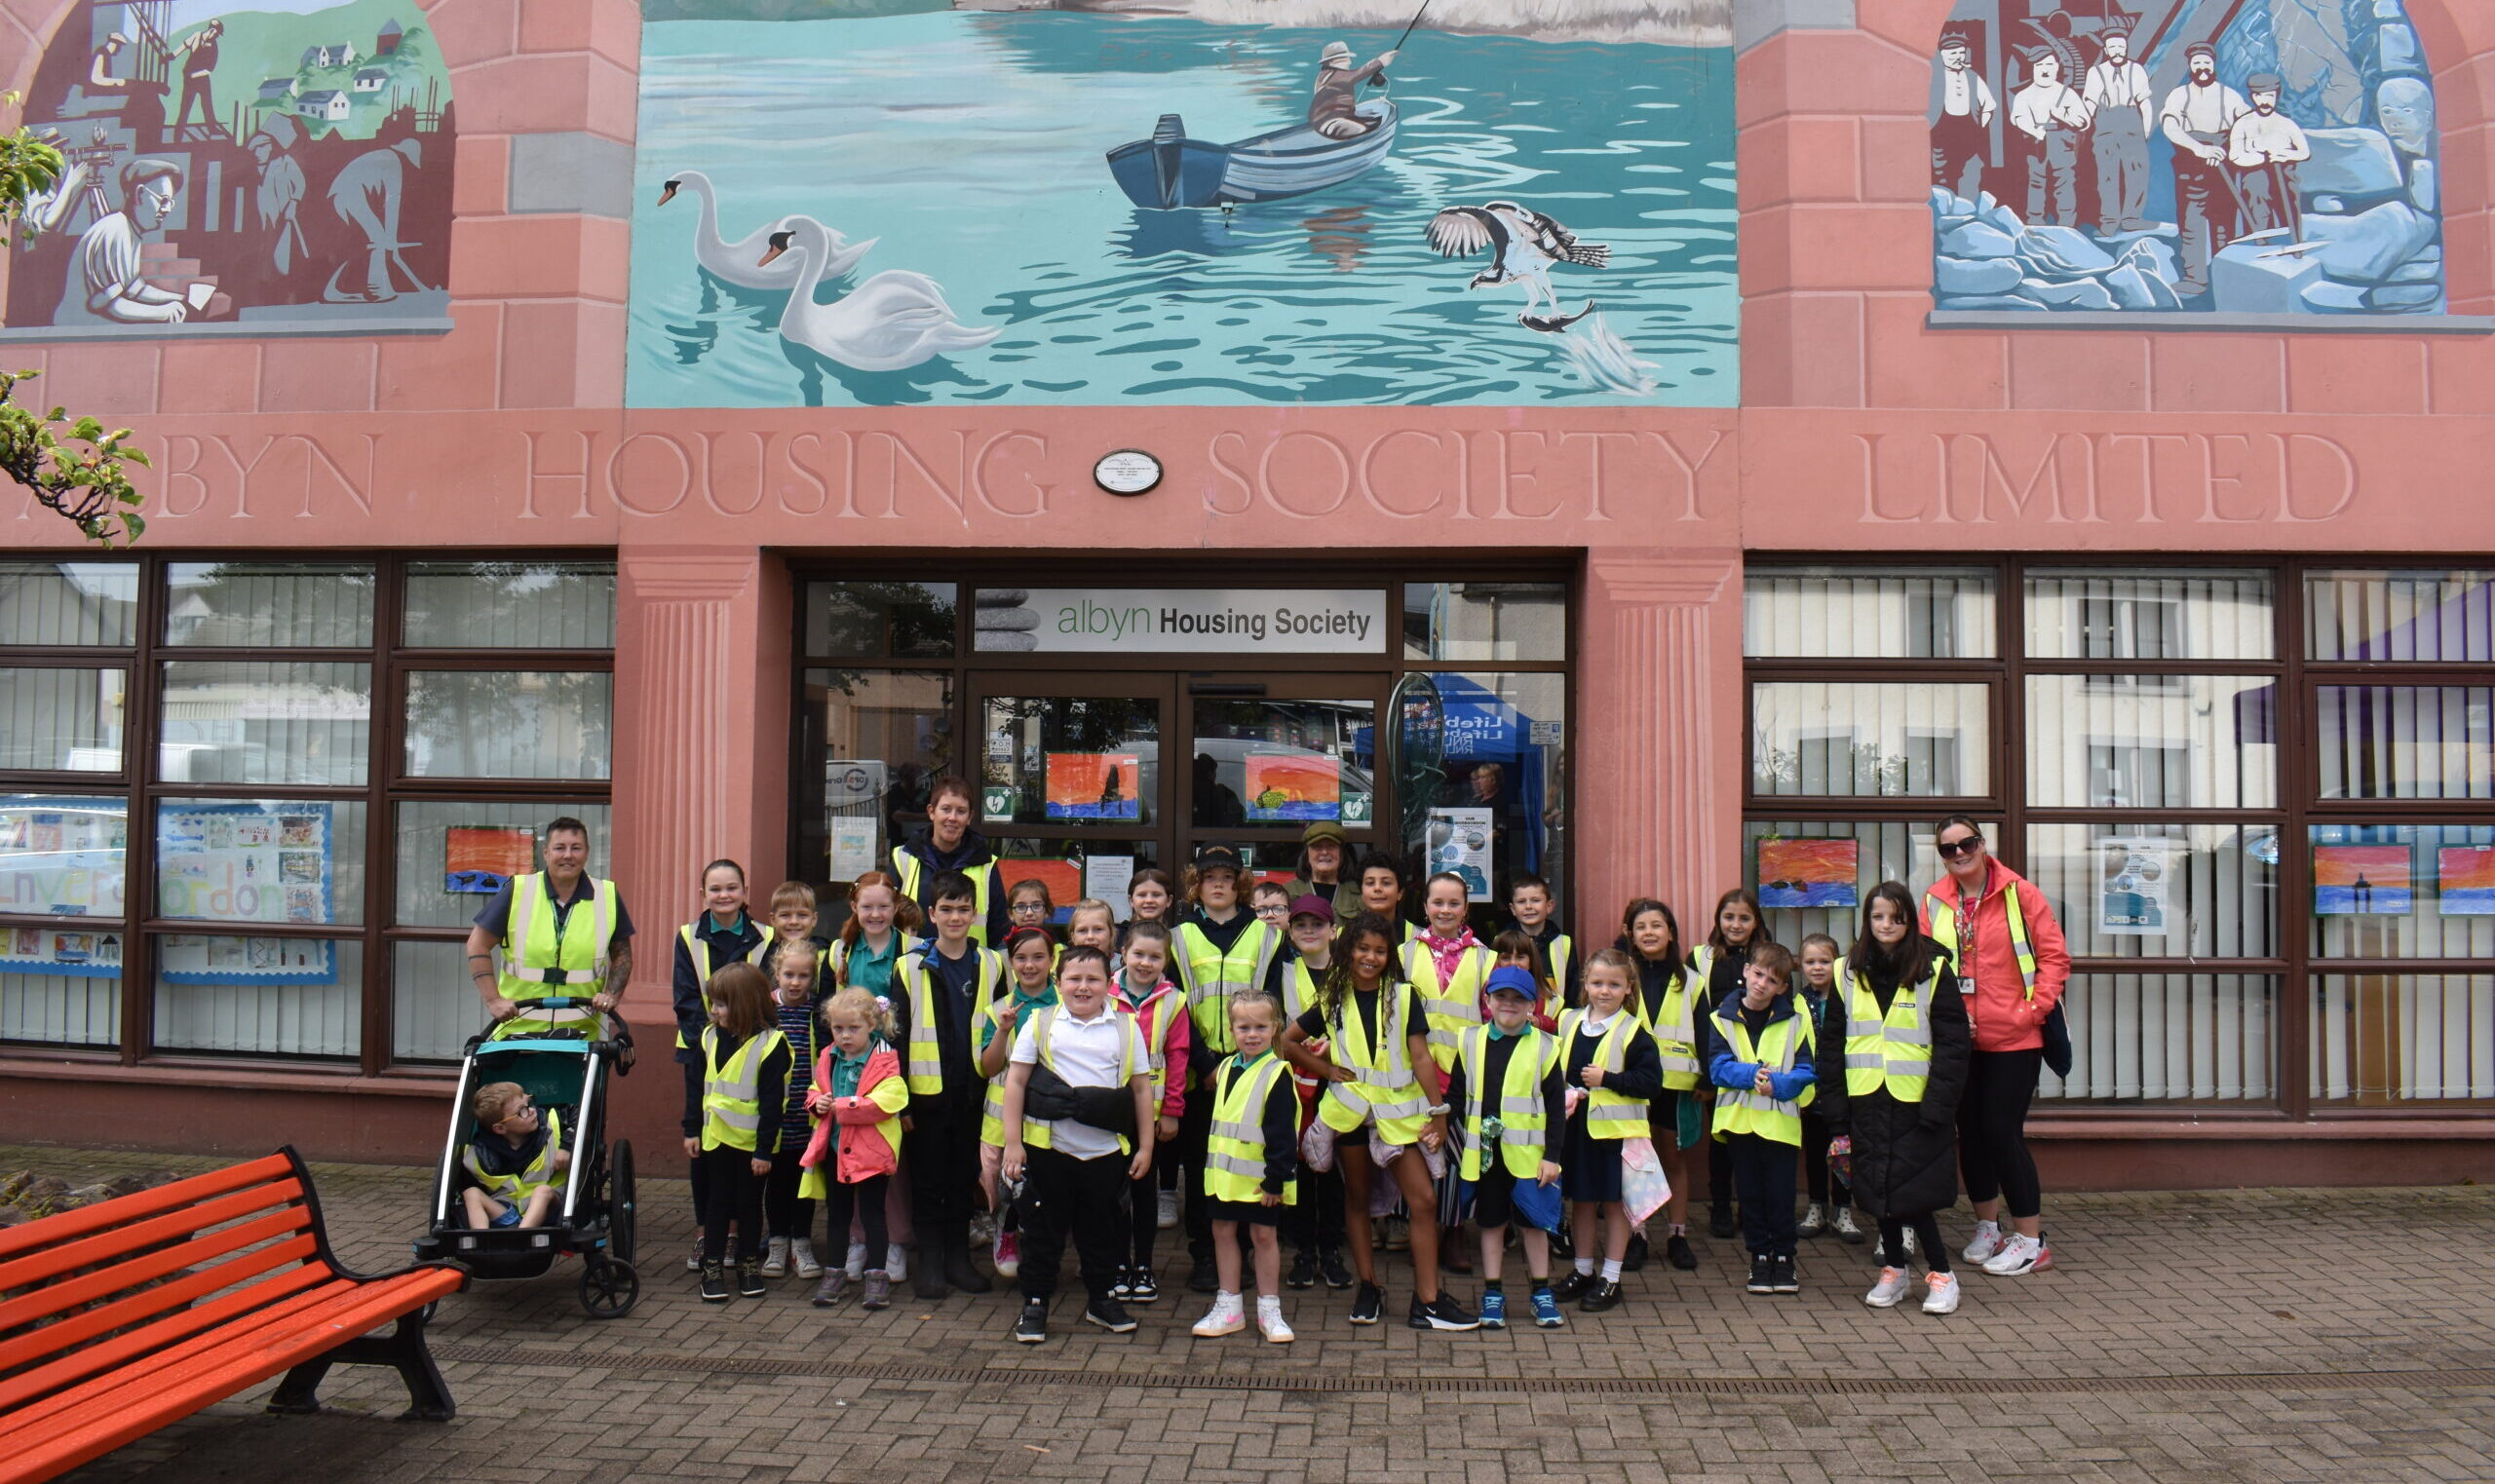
[{"left": 461, "top": 1081, "right": 571, "bottom": 1230}]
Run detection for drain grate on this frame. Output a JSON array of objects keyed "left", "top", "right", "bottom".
[{"left": 437, "top": 1345, "right": 2495, "bottom": 1398}]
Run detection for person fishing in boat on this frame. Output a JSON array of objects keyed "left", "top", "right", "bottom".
[{"left": 1309, "top": 40, "right": 1399, "bottom": 139}]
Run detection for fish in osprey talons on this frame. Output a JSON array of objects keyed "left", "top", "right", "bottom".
[{"left": 1424, "top": 200, "right": 1612, "bottom": 331}]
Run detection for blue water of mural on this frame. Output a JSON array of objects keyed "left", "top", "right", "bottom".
[{"left": 628, "top": 11, "right": 1737, "bottom": 408}]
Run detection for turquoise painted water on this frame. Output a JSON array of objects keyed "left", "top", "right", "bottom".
[{"left": 628, "top": 10, "right": 1738, "bottom": 408}]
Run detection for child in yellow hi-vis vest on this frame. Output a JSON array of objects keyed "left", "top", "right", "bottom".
[
  {"left": 1190, "top": 991, "right": 1299, "bottom": 1344},
  {"left": 1447, "top": 967, "right": 1566, "bottom": 1330},
  {"left": 1705, "top": 942, "right": 1817, "bottom": 1298},
  {"left": 682, "top": 962, "right": 792, "bottom": 1304}
]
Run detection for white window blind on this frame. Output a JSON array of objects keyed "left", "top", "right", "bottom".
[
  {"left": 1744, "top": 568, "right": 1996, "bottom": 658},
  {"left": 2041, "top": 974, "right": 2275, "bottom": 1102},
  {"left": 2313, "top": 973, "right": 2494, "bottom": 1103}
]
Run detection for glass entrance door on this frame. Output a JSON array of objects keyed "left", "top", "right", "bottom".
[
  {"left": 1180, "top": 673, "right": 1387, "bottom": 890},
  {"left": 968, "top": 672, "right": 1177, "bottom": 922}
]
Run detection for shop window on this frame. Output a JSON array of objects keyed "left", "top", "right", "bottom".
[
  {"left": 154, "top": 936, "right": 364, "bottom": 1061},
  {"left": 160, "top": 661, "right": 371, "bottom": 786},
  {"left": 1744, "top": 568, "right": 1995, "bottom": 659},
  {"left": 2024, "top": 822, "right": 2278, "bottom": 961},
  {"left": 1744, "top": 818, "right": 1979, "bottom": 947},
  {"left": 1399, "top": 671, "right": 1566, "bottom": 917},
  {"left": 0, "top": 562, "right": 137, "bottom": 646},
  {"left": 403, "top": 671, "right": 614, "bottom": 780},
  {"left": 2308, "top": 823, "right": 2495, "bottom": 961},
  {"left": 2313, "top": 686, "right": 2493, "bottom": 801},
  {"left": 805, "top": 582, "right": 956, "bottom": 660},
  {"left": 0, "top": 792, "right": 127, "bottom": 1048},
  {"left": 1402, "top": 583, "right": 1566, "bottom": 663},
  {"left": 1751, "top": 682, "right": 1990, "bottom": 798},
  {"left": 2026, "top": 570, "right": 2273, "bottom": 661},
  {"left": 797, "top": 668, "right": 956, "bottom": 920},
  {"left": 2313, "top": 973, "right": 2493, "bottom": 1104},
  {"left": 403, "top": 562, "right": 617, "bottom": 649},
  {"left": 2306, "top": 570, "right": 2493, "bottom": 663},
  {"left": 2026, "top": 674, "right": 2278, "bottom": 809},
  {"left": 0, "top": 666, "right": 126, "bottom": 771},
  {"left": 165, "top": 562, "right": 374, "bottom": 648},
  {"left": 153, "top": 798, "right": 366, "bottom": 929},
  {"left": 2043, "top": 973, "right": 2277, "bottom": 1104}
]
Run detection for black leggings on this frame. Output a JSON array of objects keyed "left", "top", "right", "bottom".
[
  {"left": 764, "top": 1144, "right": 813, "bottom": 1243},
  {"left": 1127, "top": 1167, "right": 1159, "bottom": 1268},
  {"left": 699, "top": 1146, "right": 763, "bottom": 1263},
  {"left": 1958, "top": 1047, "right": 2045, "bottom": 1220},
  {"left": 1877, "top": 1213, "right": 1950, "bottom": 1274},
  {"left": 1800, "top": 1112, "right": 1850, "bottom": 1206},
  {"left": 821, "top": 1174, "right": 892, "bottom": 1265}
]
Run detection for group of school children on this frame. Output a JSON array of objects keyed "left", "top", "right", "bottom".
[{"left": 661, "top": 776, "right": 1993, "bottom": 1343}]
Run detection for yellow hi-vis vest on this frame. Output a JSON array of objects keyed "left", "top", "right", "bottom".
[
  {"left": 1709, "top": 1006, "right": 1816, "bottom": 1146},
  {"left": 1173, "top": 916, "right": 1283, "bottom": 1060},
  {"left": 1633, "top": 960, "right": 1703, "bottom": 1090},
  {"left": 1536, "top": 932, "right": 1575, "bottom": 1022},
  {"left": 1317, "top": 986, "right": 1429, "bottom": 1146},
  {"left": 890, "top": 848, "right": 1001, "bottom": 948},
  {"left": 1455, "top": 1024, "right": 1558, "bottom": 1181},
  {"left": 672, "top": 918, "right": 777, "bottom": 1049},
  {"left": 494, "top": 873, "right": 617, "bottom": 1039},
  {"left": 895, "top": 944, "right": 1007, "bottom": 1096},
  {"left": 1843, "top": 971, "right": 1934, "bottom": 1103},
  {"left": 701, "top": 1024, "right": 789, "bottom": 1154},
  {"left": 1558, "top": 1008, "right": 1650, "bottom": 1139},
  {"left": 1016, "top": 1005, "right": 1142, "bottom": 1156},
  {"left": 1206, "top": 1051, "right": 1295, "bottom": 1204},
  {"left": 462, "top": 1111, "right": 563, "bottom": 1207},
  {"left": 980, "top": 989, "right": 1057, "bottom": 1147},
  {"left": 1926, "top": 881, "right": 2040, "bottom": 1000},
  {"left": 1402, "top": 939, "right": 1493, "bottom": 1073}
]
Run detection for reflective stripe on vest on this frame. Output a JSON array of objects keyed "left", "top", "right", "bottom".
[
  {"left": 980, "top": 991, "right": 1057, "bottom": 1147},
  {"left": 461, "top": 1110, "right": 564, "bottom": 1204},
  {"left": 1456, "top": 1024, "right": 1557, "bottom": 1181},
  {"left": 1559, "top": 1008, "right": 1648, "bottom": 1139},
  {"left": 1709, "top": 1008, "right": 1815, "bottom": 1145},
  {"left": 497, "top": 875, "right": 616, "bottom": 1035},
  {"left": 897, "top": 946, "right": 1006, "bottom": 1095},
  {"left": 1020, "top": 1005, "right": 1140, "bottom": 1156},
  {"left": 673, "top": 919, "right": 776, "bottom": 1049},
  {"left": 1842, "top": 971, "right": 1933, "bottom": 1103},
  {"left": 1206, "top": 1052, "right": 1295, "bottom": 1204},
  {"left": 1403, "top": 940, "right": 1491, "bottom": 1072},
  {"left": 1319, "top": 988, "right": 1428, "bottom": 1144},
  {"left": 1928, "top": 881, "right": 2039, "bottom": 999},
  {"left": 891, "top": 849, "right": 999, "bottom": 948},
  {"left": 1539, "top": 933, "right": 1574, "bottom": 1022},
  {"left": 702, "top": 1026, "right": 787, "bottom": 1153},
  {"left": 1637, "top": 963, "right": 1702, "bottom": 1089},
  {"left": 1175, "top": 918, "right": 1282, "bottom": 1058}
]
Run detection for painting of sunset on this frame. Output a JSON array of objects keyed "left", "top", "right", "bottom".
[
  {"left": 1246, "top": 753, "right": 1343, "bottom": 823},
  {"left": 1757, "top": 837, "right": 1860, "bottom": 910},
  {"left": 2314, "top": 844, "right": 2413, "bottom": 917},
  {"left": 2437, "top": 845, "right": 2495, "bottom": 916}
]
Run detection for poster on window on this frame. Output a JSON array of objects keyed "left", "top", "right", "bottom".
[
  {"left": 155, "top": 802, "right": 333, "bottom": 927},
  {"left": 1, "top": 925, "right": 126, "bottom": 978},
  {"left": 2092, "top": 836, "right": 2172, "bottom": 937},
  {"left": 158, "top": 932, "right": 336, "bottom": 986},
  {"left": 444, "top": 826, "right": 537, "bottom": 894},
  {"left": 2437, "top": 846, "right": 2495, "bottom": 916},
  {"left": 828, "top": 817, "right": 881, "bottom": 883},
  {"left": 0, "top": 797, "right": 128, "bottom": 923},
  {"left": 1756, "top": 837, "right": 1860, "bottom": 911},
  {"left": 1001, "top": 857, "right": 1081, "bottom": 918},
  {"left": 1043, "top": 753, "right": 1141, "bottom": 821},
  {"left": 1425, "top": 807, "right": 1495, "bottom": 903},
  {"left": 1245, "top": 752, "right": 1341, "bottom": 822},
  {"left": 2314, "top": 844, "right": 2413, "bottom": 917}
]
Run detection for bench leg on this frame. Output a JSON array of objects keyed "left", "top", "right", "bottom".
[{"left": 266, "top": 1306, "right": 455, "bottom": 1423}]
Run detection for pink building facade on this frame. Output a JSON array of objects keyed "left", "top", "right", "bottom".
[{"left": 2, "top": 0, "right": 2490, "bottom": 1185}]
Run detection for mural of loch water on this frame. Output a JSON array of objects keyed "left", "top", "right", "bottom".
[
  {"left": 628, "top": 6, "right": 1737, "bottom": 407},
  {"left": 3, "top": 0, "right": 454, "bottom": 336},
  {"left": 1929, "top": 0, "right": 2444, "bottom": 319}
]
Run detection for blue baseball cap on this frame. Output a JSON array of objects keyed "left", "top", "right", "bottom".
[{"left": 1484, "top": 966, "right": 1540, "bottom": 1001}]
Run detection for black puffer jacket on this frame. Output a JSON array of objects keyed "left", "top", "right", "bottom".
[{"left": 1813, "top": 941, "right": 1970, "bottom": 1219}]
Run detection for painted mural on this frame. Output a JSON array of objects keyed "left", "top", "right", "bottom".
[
  {"left": 1929, "top": 1, "right": 2443, "bottom": 318},
  {"left": 4, "top": 0, "right": 453, "bottom": 335},
  {"left": 628, "top": 1, "right": 1737, "bottom": 408}
]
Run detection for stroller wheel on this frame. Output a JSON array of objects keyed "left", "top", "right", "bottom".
[{"left": 580, "top": 1257, "right": 640, "bottom": 1319}]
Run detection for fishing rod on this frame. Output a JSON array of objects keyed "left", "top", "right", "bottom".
[{"left": 1369, "top": 0, "right": 1429, "bottom": 87}]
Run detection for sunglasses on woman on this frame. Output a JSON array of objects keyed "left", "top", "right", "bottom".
[{"left": 1936, "top": 834, "right": 1984, "bottom": 859}]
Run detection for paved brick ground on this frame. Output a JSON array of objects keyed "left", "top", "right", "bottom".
[{"left": 17, "top": 1143, "right": 2495, "bottom": 1484}]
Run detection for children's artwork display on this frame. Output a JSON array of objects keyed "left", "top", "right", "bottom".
[
  {"left": 0, "top": 796, "right": 128, "bottom": 926},
  {"left": 444, "top": 825, "right": 535, "bottom": 894},
  {"left": 2313, "top": 843, "right": 2412, "bottom": 916},
  {"left": 1044, "top": 752, "right": 1142, "bottom": 821},
  {"left": 2437, "top": 845, "right": 2495, "bottom": 916},
  {"left": 1756, "top": 837, "right": 1860, "bottom": 911},
  {"left": 1245, "top": 751, "right": 1342, "bottom": 822},
  {"left": 155, "top": 801, "right": 334, "bottom": 928},
  {"left": 2, "top": 925, "right": 125, "bottom": 977},
  {"left": 158, "top": 932, "right": 336, "bottom": 985}
]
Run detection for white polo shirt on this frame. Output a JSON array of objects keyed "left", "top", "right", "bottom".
[{"left": 1011, "top": 1003, "right": 1149, "bottom": 1161}]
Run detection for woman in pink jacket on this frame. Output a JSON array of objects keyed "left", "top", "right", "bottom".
[
  {"left": 1919, "top": 816, "right": 2069, "bottom": 1278},
  {"left": 800, "top": 986, "right": 909, "bottom": 1310}
]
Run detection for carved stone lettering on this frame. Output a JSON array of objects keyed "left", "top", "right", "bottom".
[{"left": 1856, "top": 430, "right": 2361, "bottom": 528}]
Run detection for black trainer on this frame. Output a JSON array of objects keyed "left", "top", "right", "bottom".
[
  {"left": 1286, "top": 1250, "right": 1318, "bottom": 1290},
  {"left": 1709, "top": 1206, "right": 1738, "bottom": 1239},
  {"left": 1349, "top": 1280, "right": 1384, "bottom": 1324},
  {"left": 1125, "top": 1267, "right": 1160, "bottom": 1305},
  {"left": 1667, "top": 1234, "right": 1699, "bottom": 1271},
  {"left": 1550, "top": 1269, "right": 1594, "bottom": 1302},
  {"left": 1410, "top": 1292, "right": 1479, "bottom": 1331},
  {"left": 1746, "top": 1253, "right": 1774, "bottom": 1294},
  {"left": 1770, "top": 1254, "right": 1799, "bottom": 1294},
  {"left": 1578, "top": 1276, "right": 1624, "bottom": 1313},
  {"left": 1187, "top": 1254, "right": 1218, "bottom": 1294},
  {"left": 1622, "top": 1232, "right": 1649, "bottom": 1272},
  {"left": 699, "top": 1260, "right": 729, "bottom": 1303},
  {"left": 1319, "top": 1248, "right": 1355, "bottom": 1289},
  {"left": 736, "top": 1256, "right": 767, "bottom": 1299},
  {"left": 1085, "top": 1297, "right": 1138, "bottom": 1333},
  {"left": 1014, "top": 1298, "right": 1049, "bottom": 1344}
]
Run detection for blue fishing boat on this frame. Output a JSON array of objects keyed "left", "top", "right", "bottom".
[{"left": 1107, "top": 100, "right": 1398, "bottom": 209}]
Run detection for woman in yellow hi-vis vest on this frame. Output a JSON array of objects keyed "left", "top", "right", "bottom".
[
  {"left": 466, "top": 817, "right": 635, "bottom": 1043},
  {"left": 1703, "top": 942, "right": 1816, "bottom": 1298},
  {"left": 681, "top": 963, "right": 792, "bottom": 1304},
  {"left": 890, "top": 775, "right": 1010, "bottom": 948},
  {"left": 1817, "top": 882, "right": 1970, "bottom": 1315}
]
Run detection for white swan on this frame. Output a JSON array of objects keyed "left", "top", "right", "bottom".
[
  {"left": 657, "top": 171, "right": 873, "bottom": 290},
  {"left": 758, "top": 217, "right": 1001, "bottom": 372}
]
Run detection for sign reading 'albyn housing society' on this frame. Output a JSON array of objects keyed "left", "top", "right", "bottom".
[{"left": 974, "top": 590, "right": 1387, "bottom": 655}]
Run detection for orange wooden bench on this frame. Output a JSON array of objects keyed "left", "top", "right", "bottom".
[{"left": 0, "top": 1146, "right": 468, "bottom": 1484}]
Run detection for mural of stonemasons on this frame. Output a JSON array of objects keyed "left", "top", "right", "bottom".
[
  {"left": 628, "top": 1, "right": 1738, "bottom": 408},
  {"left": 4, "top": 0, "right": 454, "bottom": 336},
  {"left": 1928, "top": 0, "right": 2443, "bottom": 318}
]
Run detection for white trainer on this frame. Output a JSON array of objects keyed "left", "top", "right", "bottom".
[
  {"left": 1921, "top": 1271, "right": 1962, "bottom": 1313},
  {"left": 1982, "top": 1233, "right": 2044, "bottom": 1276},
  {"left": 1193, "top": 1292, "right": 1247, "bottom": 1337},
  {"left": 791, "top": 1238, "right": 824, "bottom": 1280},
  {"left": 1157, "top": 1190, "right": 1180, "bottom": 1230},
  {"left": 760, "top": 1236, "right": 790, "bottom": 1278},
  {"left": 1961, "top": 1221, "right": 2005, "bottom": 1265},
  {"left": 885, "top": 1242, "right": 908, "bottom": 1281},
  {"left": 1256, "top": 1296, "right": 1295, "bottom": 1344},
  {"left": 1863, "top": 1266, "right": 1911, "bottom": 1309},
  {"left": 845, "top": 1241, "right": 868, "bottom": 1280}
]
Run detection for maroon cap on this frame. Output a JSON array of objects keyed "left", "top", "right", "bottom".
[{"left": 1288, "top": 894, "right": 1336, "bottom": 923}]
